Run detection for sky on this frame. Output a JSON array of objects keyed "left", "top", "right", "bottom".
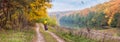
[{"left": 48, "top": 0, "right": 109, "bottom": 12}]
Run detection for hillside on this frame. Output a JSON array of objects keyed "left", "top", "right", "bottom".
[
  {"left": 49, "top": 0, "right": 120, "bottom": 28},
  {"left": 91, "top": 0, "right": 120, "bottom": 25},
  {"left": 49, "top": 0, "right": 120, "bottom": 18}
]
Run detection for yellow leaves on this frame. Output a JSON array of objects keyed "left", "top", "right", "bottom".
[
  {"left": 104, "top": 8, "right": 110, "bottom": 15},
  {"left": 104, "top": 8, "right": 113, "bottom": 26},
  {"left": 30, "top": 3, "right": 36, "bottom": 10},
  {"left": 30, "top": 3, "right": 35, "bottom": 7},
  {"left": 28, "top": 9, "right": 48, "bottom": 21},
  {"left": 108, "top": 17, "right": 113, "bottom": 26},
  {"left": 28, "top": 0, "right": 52, "bottom": 22},
  {"left": 45, "top": 2, "right": 52, "bottom": 8},
  {"left": 101, "top": 0, "right": 120, "bottom": 26}
]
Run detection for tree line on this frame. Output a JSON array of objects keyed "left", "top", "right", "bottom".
[
  {"left": 0, "top": 0, "right": 52, "bottom": 29},
  {"left": 60, "top": 11, "right": 120, "bottom": 28}
]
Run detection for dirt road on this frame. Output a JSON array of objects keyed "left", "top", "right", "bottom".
[{"left": 35, "top": 23, "right": 65, "bottom": 42}]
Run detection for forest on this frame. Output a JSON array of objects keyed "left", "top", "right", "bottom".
[
  {"left": 0, "top": 0, "right": 52, "bottom": 29},
  {"left": 60, "top": 11, "right": 120, "bottom": 28},
  {"left": 60, "top": 0, "right": 120, "bottom": 29}
]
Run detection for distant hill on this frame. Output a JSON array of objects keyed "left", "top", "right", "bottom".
[
  {"left": 49, "top": 0, "right": 120, "bottom": 26},
  {"left": 48, "top": 8, "right": 90, "bottom": 19},
  {"left": 50, "top": 0, "right": 119, "bottom": 18}
]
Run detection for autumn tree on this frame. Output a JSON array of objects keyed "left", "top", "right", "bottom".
[{"left": 0, "top": 0, "right": 52, "bottom": 29}]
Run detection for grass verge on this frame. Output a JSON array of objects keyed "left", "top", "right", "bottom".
[
  {"left": 0, "top": 28, "right": 35, "bottom": 42},
  {"left": 39, "top": 26, "right": 57, "bottom": 42},
  {"left": 49, "top": 26, "right": 97, "bottom": 42}
]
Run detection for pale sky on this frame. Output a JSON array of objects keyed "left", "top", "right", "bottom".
[{"left": 48, "top": 0, "right": 109, "bottom": 12}]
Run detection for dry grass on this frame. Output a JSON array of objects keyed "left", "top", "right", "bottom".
[{"left": 0, "top": 29, "right": 35, "bottom": 42}]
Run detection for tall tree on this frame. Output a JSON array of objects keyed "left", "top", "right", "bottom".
[{"left": 0, "top": 0, "right": 52, "bottom": 29}]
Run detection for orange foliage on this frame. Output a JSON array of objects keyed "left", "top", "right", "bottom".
[{"left": 90, "top": 0, "right": 120, "bottom": 25}]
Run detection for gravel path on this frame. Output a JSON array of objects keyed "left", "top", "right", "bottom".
[
  {"left": 35, "top": 23, "right": 45, "bottom": 42},
  {"left": 47, "top": 31, "right": 65, "bottom": 42},
  {"left": 35, "top": 23, "right": 65, "bottom": 42}
]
